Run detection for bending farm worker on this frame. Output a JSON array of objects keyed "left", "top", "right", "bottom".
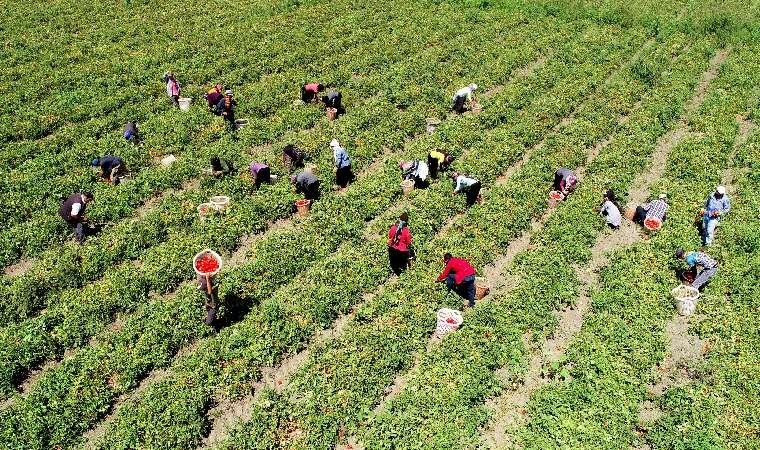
[
  {"left": 387, "top": 212, "right": 413, "bottom": 276},
  {"left": 322, "top": 90, "right": 344, "bottom": 114},
  {"left": 633, "top": 193, "right": 668, "bottom": 226},
  {"left": 436, "top": 253, "right": 477, "bottom": 307},
  {"left": 205, "top": 84, "right": 224, "bottom": 113},
  {"left": 301, "top": 82, "right": 324, "bottom": 102},
  {"left": 599, "top": 189, "right": 622, "bottom": 230},
  {"left": 331, "top": 139, "right": 355, "bottom": 188},
  {"left": 249, "top": 161, "right": 271, "bottom": 188},
  {"left": 282, "top": 144, "right": 306, "bottom": 170},
  {"left": 451, "top": 172, "right": 482, "bottom": 206},
  {"left": 164, "top": 71, "right": 181, "bottom": 107},
  {"left": 209, "top": 156, "right": 236, "bottom": 177},
  {"left": 92, "top": 155, "right": 126, "bottom": 184},
  {"left": 216, "top": 90, "right": 238, "bottom": 132},
  {"left": 292, "top": 169, "right": 321, "bottom": 201},
  {"left": 553, "top": 167, "right": 578, "bottom": 196},
  {"left": 702, "top": 185, "right": 730, "bottom": 246},
  {"left": 123, "top": 121, "right": 140, "bottom": 144},
  {"left": 675, "top": 248, "right": 718, "bottom": 291},
  {"left": 452, "top": 83, "right": 478, "bottom": 114},
  {"left": 58, "top": 192, "right": 93, "bottom": 244},
  {"left": 427, "top": 150, "right": 454, "bottom": 179},
  {"left": 400, "top": 159, "right": 429, "bottom": 189}
]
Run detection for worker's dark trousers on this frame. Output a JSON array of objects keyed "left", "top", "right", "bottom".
[
  {"left": 253, "top": 167, "right": 271, "bottom": 188},
  {"left": 335, "top": 165, "right": 355, "bottom": 188},
  {"left": 410, "top": 175, "right": 429, "bottom": 189},
  {"left": 388, "top": 247, "right": 410, "bottom": 276},
  {"left": 452, "top": 95, "right": 467, "bottom": 113},
  {"left": 633, "top": 206, "right": 647, "bottom": 225},
  {"left": 304, "top": 182, "right": 321, "bottom": 201},
  {"left": 552, "top": 173, "right": 564, "bottom": 192},
  {"left": 428, "top": 155, "right": 439, "bottom": 179},
  {"left": 170, "top": 95, "right": 179, "bottom": 107},
  {"left": 301, "top": 88, "right": 317, "bottom": 102},
  {"left": 465, "top": 182, "right": 482, "bottom": 206},
  {"left": 446, "top": 274, "right": 476, "bottom": 307}
]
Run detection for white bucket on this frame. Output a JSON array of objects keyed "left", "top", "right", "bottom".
[
  {"left": 193, "top": 249, "right": 223, "bottom": 277},
  {"left": 210, "top": 195, "right": 230, "bottom": 211},
  {"left": 178, "top": 97, "right": 192, "bottom": 111},
  {"left": 435, "top": 308, "right": 463, "bottom": 337},
  {"left": 235, "top": 119, "right": 249, "bottom": 130},
  {"left": 671, "top": 285, "right": 700, "bottom": 316},
  {"left": 160, "top": 154, "right": 177, "bottom": 167}
]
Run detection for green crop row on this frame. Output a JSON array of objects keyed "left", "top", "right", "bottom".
[
  {"left": 515, "top": 43, "right": 759, "bottom": 449},
  {"left": 80, "top": 22, "right": 628, "bottom": 450},
  {"left": 199, "top": 25, "right": 651, "bottom": 450},
  {"left": 0, "top": 17, "right": 575, "bottom": 448},
  {"left": 350, "top": 33, "right": 710, "bottom": 449}
]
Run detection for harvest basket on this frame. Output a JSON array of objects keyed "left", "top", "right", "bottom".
[
  {"left": 193, "top": 249, "right": 223, "bottom": 277},
  {"left": 623, "top": 207, "right": 635, "bottom": 221},
  {"left": 475, "top": 277, "right": 490, "bottom": 300},
  {"left": 326, "top": 107, "right": 338, "bottom": 121},
  {"left": 671, "top": 284, "right": 699, "bottom": 316},
  {"left": 210, "top": 196, "right": 230, "bottom": 211},
  {"left": 435, "top": 308, "right": 463, "bottom": 337},
  {"left": 178, "top": 97, "right": 192, "bottom": 111},
  {"left": 234, "top": 119, "right": 249, "bottom": 130},
  {"left": 548, "top": 190, "right": 564, "bottom": 207},
  {"left": 295, "top": 199, "right": 311, "bottom": 217},
  {"left": 401, "top": 180, "right": 415, "bottom": 195},
  {"left": 644, "top": 217, "right": 662, "bottom": 231}
]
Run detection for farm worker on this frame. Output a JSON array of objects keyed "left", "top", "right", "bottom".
[
  {"left": 331, "top": 139, "right": 355, "bottom": 188},
  {"left": 123, "top": 121, "right": 140, "bottom": 144},
  {"left": 451, "top": 172, "right": 482, "bottom": 206},
  {"left": 452, "top": 83, "right": 478, "bottom": 114},
  {"left": 427, "top": 151, "right": 454, "bottom": 179},
  {"left": 292, "top": 170, "right": 321, "bottom": 201},
  {"left": 205, "top": 84, "right": 224, "bottom": 112},
  {"left": 249, "top": 162, "right": 271, "bottom": 188},
  {"left": 209, "top": 156, "right": 236, "bottom": 176},
  {"left": 282, "top": 144, "right": 306, "bottom": 170},
  {"left": 322, "top": 90, "right": 343, "bottom": 113},
  {"left": 553, "top": 168, "right": 578, "bottom": 196},
  {"left": 436, "top": 253, "right": 477, "bottom": 307},
  {"left": 165, "top": 71, "right": 181, "bottom": 107},
  {"left": 216, "top": 90, "right": 237, "bottom": 131},
  {"left": 58, "top": 192, "right": 93, "bottom": 244},
  {"left": 702, "top": 185, "right": 730, "bottom": 246},
  {"left": 92, "top": 155, "right": 125, "bottom": 184},
  {"left": 197, "top": 273, "right": 219, "bottom": 326},
  {"left": 301, "top": 82, "right": 324, "bottom": 102},
  {"left": 387, "top": 212, "right": 413, "bottom": 276},
  {"left": 633, "top": 193, "right": 668, "bottom": 226},
  {"left": 400, "top": 160, "right": 429, "bottom": 189},
  {"left": 675, "top": 249, "right": 718, "bottom": 291},
  {"left": 599, "top": 189, "right": 622, "bottom": 229}
]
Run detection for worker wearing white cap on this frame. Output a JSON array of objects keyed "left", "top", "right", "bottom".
[
  {"left": 215, "top": 89, "right": 238, "bottom": 132},
  {"left": 633, "top": 193, "right": 669, "bottom": 226},
  {"left": 702, "top": 185, "right": 730, "bottom": 246},
  {"left": 452, "top": 83, "right": 478, "bottom": 113},
  {"left": 331, "top": 139, "right": 354, "bottom": 188}
]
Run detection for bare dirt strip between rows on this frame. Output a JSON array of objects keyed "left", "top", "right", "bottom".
[{"left": 480, "top": 47, "right": 729, "bottom": 450}]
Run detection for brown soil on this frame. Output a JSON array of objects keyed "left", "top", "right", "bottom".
[{"left": 4, "top": 257, "right": 35, "bottom": 277}]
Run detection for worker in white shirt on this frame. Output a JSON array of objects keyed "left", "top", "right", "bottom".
[
  {"left": 452, "top": 83, "right": 478, "bottom": 113},
  {"left": 58, "top": 192, "right": 94, "bottom": 244},
  {"left": 399, "top": 160, "right": 430, "bottom": 189},
  {"left": 451, "top": 172, "right": 481, "bottom": 206}
]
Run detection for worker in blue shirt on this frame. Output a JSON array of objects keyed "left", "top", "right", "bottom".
[
  {"left": 92, "top": 156, "right": 126, "bottom": 184},
  {"left": 702, "top": 185, "right": 730, "bottom": 246},
  {"left": 331, "top": 139, "right": 355, "bottom": 188},
  {"left": 675, "top": 249, "right": 718, "bottom": 291}
]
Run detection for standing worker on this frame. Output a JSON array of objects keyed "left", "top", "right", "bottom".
[
  {"left": 301, "top": 82, "right": 324, "bottom": 102},
  {"left": 58, "top": 192, "right": 93, "bottom": 244},
  {"left": 197, "top": 272, "right": 219, "bottom": 327},
  {"left": 123, "top": 121, "right": 140, "bottom": 144},
  {"left": 675, "top": 249, "right": 719, "bottom": 291},
  {"left": 387, "top": 212, "right": 413, "bottom": 276},
  {"left": 331, "top": 139, "right": 355, "bottom": 188},
  {"left": 633, "top": 193, "right": 669, "bottom": 227},
  {"left": 249, "top": 161, "right": 271, "bottom": 188},
  {"left": 436, "top": 253, "right": 477, "bottom": 307},
  {"left": 451, "top": 172, "right": 482, "bottom": 206},
  {"left": 216, "top": 90, "right": 237, "bottom": 133},
  {"left": 427, "top": 150, "right": 454, "bottom": 179},
  {"left": 292, "top": 169, "right": 321, "bottom": 201},
  {"left": 702, "top": 185, "right": 730, "bottom": 246},
  {"left": 283, "top": 144, "right": 306, "bottom": 170},
  {"left": 164, "top": 71, "right": 181, "bottom": 107},
  {"left": 553, "top": 168, "right": 578, "bottom": 196},
  {"left": 452, "top": 83, "right": 478, "bottom": 114},
  {"left": 400, "top": 159, "right": 429, "bottom": 189},
  {"left": 205, "top": 84, "right": 224, "bottom": 113},
  {"left": 92, "top": 155, "right": 126, "bottom": 184},
  {"left": 599, "top": 189, "right": 622, "bottom": 229}
]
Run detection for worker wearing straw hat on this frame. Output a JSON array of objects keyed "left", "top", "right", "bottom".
[
  {"left": 702, "top": 185, "right": 730, "bottom": 246},
  {"left": 633, "top": 193, "right": 669, "bottom": 227}
]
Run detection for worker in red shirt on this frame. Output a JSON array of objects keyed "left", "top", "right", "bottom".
[
  {"left": 301, "top": 82, "right": 324, "bottom": 102},
  {"left": 387, "top": 213, "right": 413, "bottom": 276},
  {"left": 436, "top": 253, "right": 477, "bottom": 307}
]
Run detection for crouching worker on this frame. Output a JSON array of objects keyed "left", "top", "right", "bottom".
[
  {"left": 283, "top": 144, "right": 306, "bottom": 170},
  {"left": 452, "top": 83, "right": 478, "bottom": 114},
  {"left": 633, "top": 193, "right": 668, "bottom": 227},
  {"left": 123, "top": 121, "right": 140, "bottom": 144},
  {"left": 675, "top": 248, "right": 718, "bottom": 291},
  {"left": 599, "top": 189, "right": 622, "bottom": 230},
  {"left": 452, "top": 172, "right": 482, "bottom": 206},
  {"left": 249, "top": 161, "right": 271, "bottom": 188},
  {"left": 553, "top": 168, "right": 578, "bottom": 196},
  {"left": 387, "top": 213, "right": 413, "bottom": 276},
  {"left": 400, "top": 160, "right": 429, "bottom": 189},
  {"left": 92, "top": 155, "right": 126, "bottom": 184},
  {"left": 197, "top": 273, "right": 219, "bottom": 327},
  {"left": 427, "top": 150, "right": 454, "bottom": 179},
  {"left": 322, "top": 90, "right": 344, "bottom": 114},
  {"left": 209, "top": 156, "right": 236, "bottom": 177},
  {"left": 301, "top": 82, "right": 324, "bottom": 102},
  {"left": 436, "top": 253, "right": 477, "bottom": 307},
  {"left": 58, "top": 192, "right": 93, "bottom": 244},
  {"left": 292, "top": 170, "right": 321, "bottom": 201}
]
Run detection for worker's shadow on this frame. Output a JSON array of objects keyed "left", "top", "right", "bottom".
[{"left": 214, "top": 292, "right": 254, "bottom": 329}]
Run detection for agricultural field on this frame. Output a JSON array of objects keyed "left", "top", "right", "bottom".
[{"left": 1, "top": 0, "right": 759, "bottom": 448}]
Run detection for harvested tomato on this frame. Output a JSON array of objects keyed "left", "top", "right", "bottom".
[
  {"left": 446, "top": 318, "right": 457, "bottom": 325},
  {"left": 195, "top": 255, "right": 219, "bottom": 273},
  {"left": 644, "top": 217, "right": 662, "bottom": 230}
]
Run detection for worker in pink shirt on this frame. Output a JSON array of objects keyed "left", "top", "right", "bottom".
[
  {"left": 436, "top": 253, "right": 477, "bottom": 307},
  {"left": 301, "top": 82, "right": 324, "bottom": 102},
  {"left": 387, "top": 213, "right": 413, "bottom": 275}
]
